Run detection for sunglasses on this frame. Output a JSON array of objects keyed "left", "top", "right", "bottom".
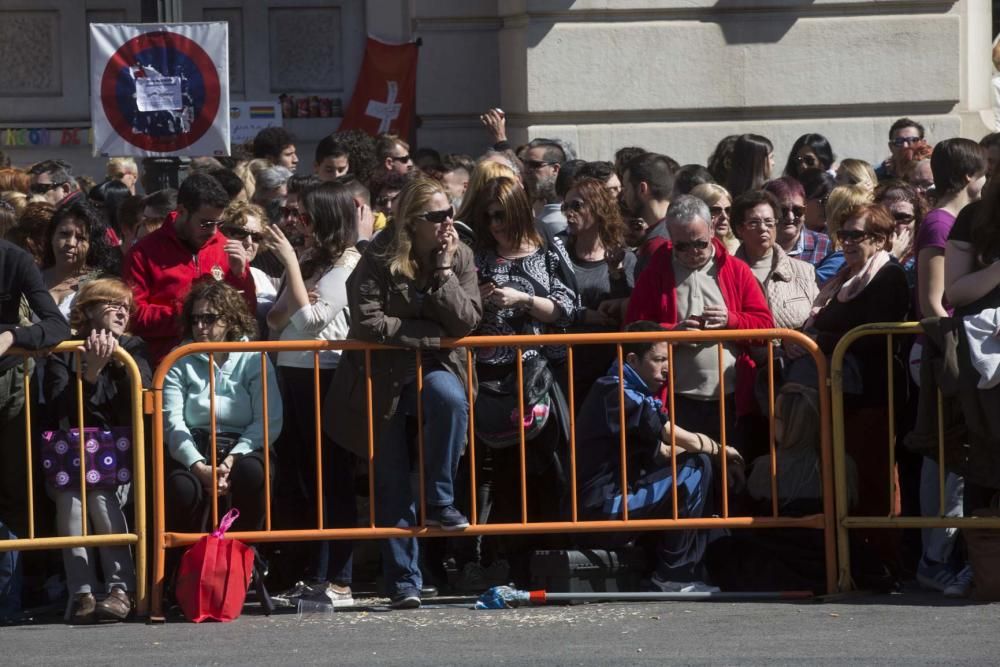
[
  {"left": 525, "top": 160, "right": 557, "bottom": 170},
  {"left": 781, "top": 205, "right": 806, "bottom": 220},
  {"left": 99, "top": 301, "right": 130, "bottom": 313},
  {"left": 29, "top": 182, "right": 60, "bottom": 194},
  {"left": 191, "top": 313, "right": 223, "bottom": 327},
  {"left": 221, "top": 225, "right": 264, "bottom": 242},
  {"left": 709, "top": 205, "right": 731, "bottom": 218},
  {"left": 836, "top": 229, "right": 869, "bottom": 243},
  {"left": 417, "top": 206, "right": 454, "bottom": 223},
  {"left": 560, "top": 200, "right": 586, "bottom": 214},
  {"left": 674, "top": 240, "right": 710, "bottom": 252},
  {"left": 892, "top": 212, "right": 915, "bottom": 225},
  {"left": 197, "top": 218, "right": 224, "bottom": 230},
  {"left": 390, "top": 154, "right": 412, "bottom": 163},
  {"left": 891, "top": 136, "right": 923, "bottom": 147}
]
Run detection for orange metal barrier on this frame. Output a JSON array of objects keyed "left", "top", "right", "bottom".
[
  {"left": 150, "top": 329, "right": 836, "bottom": 620},
  {"left": 832, "top": 323, "right": 1000, "bottom": 590},
  {"left": 0, "top": 343, "right": 148, "bottom": 616}
]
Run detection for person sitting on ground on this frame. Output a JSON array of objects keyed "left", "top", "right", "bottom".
[
  {"left": 575, "top": 320, "right": 743, "bottom": 592},
  {"left": 42, "top": 278, "right": 150, "bottom": 624},
  {"left": 162, "top": 279, "right": 282, "bottom": 537}
]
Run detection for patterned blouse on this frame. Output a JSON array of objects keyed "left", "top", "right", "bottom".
[{"left": 474, "top": 240, "right": 579, "bottom": 366}]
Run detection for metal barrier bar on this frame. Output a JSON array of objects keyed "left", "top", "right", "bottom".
[
  {"left": 465, "top": 350, "right": 478, "bottom": 525},
  {"left": 261, "top": 355, "right": 271, "bottom": 531},
  {"left": 767, "top": 342, "right": 779, "bottom": 518},
  {"left": 415, "top": 350, "right": 426, "bottom": 524},
  {"left": 886, "top": 335, "right": 896, "bottom": 517},
  {"left": 76, "top": 354, "right": 88, "bottom": 537},
  {"left": 208, "top": 352, "right": 219, "bottom": 529},
  {"left": 616, "top": 344, "right": 629, "bottom": 522},
  {"left": 313, "top": 351, "right": 323, "bottom": 530},
  {"left": 668, "top": 344, "right": 678, "bottom": 521},
  {"left": 717, "top": 343, "right": 729, "bottom": 519},
  {"left": 0, "top": 343, "right": 148, "bottom": 617},
  {"left": 150, "top": 328, "right": 836, "bottom": 618},
  {"left": 567, "top": 346, "right": 578, "bottom": 523}
]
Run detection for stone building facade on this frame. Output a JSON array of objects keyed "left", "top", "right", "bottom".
[{"left": 0, "top": 0, "right": 993, "bottom": 177}]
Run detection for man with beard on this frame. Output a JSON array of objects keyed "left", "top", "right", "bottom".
[
  {"left": 523, "top": 138, "right": 568, "bottom": 233},
  {"left": 622, "top": 152, "right": 676, "bottom": 276}
]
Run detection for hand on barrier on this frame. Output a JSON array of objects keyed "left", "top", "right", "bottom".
[{"left": 79, "top": 329, "right": 119, "bottom": 381}]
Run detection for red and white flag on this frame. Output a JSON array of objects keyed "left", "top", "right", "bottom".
[{"left": 339, "top": 37, "right": 419, "bottom": 139}]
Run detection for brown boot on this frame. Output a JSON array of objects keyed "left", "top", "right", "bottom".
[
  {"left": 95, "top": 588, "right": 132, "bottom": 622},
  {"left": 71, "top": 593, "right": 97, "bottom": 625}
]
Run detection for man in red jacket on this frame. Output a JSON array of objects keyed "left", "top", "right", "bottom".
[
  {"left": 625, "top": 194, "right": 773, "bottom": 443},
  {"left": 124, "top": 173, "right": 256, "bottom": 364}
]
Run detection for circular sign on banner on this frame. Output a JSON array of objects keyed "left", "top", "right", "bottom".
[{"left": 100, "top": 30, "right": 221, "bottom": 152}]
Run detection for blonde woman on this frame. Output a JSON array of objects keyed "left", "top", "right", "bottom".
[
  {"left": 690, "top": 183, "right": 739, "bottom": 254},
  {"left": 836, "top": 158, "right": 878, "bottom": 194},
  {"left": 105, "top": 157, "right": 138, "bottom": 194},
  {"left": 325, "top": 176, "right": 482, "bottom": 610}
]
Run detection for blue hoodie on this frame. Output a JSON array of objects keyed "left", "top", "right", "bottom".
[{"left": 163, "top": 342, "right": 282, "bottom": 469}]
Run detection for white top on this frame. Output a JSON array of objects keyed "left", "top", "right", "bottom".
[{"left": 274, "top": 248, "right": 361, "bottom": 369}]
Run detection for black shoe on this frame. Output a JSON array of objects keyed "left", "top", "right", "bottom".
[
  {"left": 425, "top": 505, "right": 470, "bottom": 531},
  {"left": 390, "top": 591, "right": 421, "bottom": 610},
  {"left": 420, "top": 584, "right": 439, "bottom": 599}
]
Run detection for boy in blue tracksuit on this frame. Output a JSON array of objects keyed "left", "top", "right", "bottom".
[{"left": 575, "top": 321, "right": 744, "bottom": 592}]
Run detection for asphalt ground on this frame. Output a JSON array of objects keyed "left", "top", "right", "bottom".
[{"left": 3, "top": 588, "right": 998, "bottom": 666}]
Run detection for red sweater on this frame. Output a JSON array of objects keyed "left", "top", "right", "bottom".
[
  {"left": 123, "top": 212, "right": 256, "bottom": 364},
  {"left": 625, "top": 238, "right": 774, "bottom": 415}
]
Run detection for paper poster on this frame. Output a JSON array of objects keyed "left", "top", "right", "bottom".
[
  {"left": 90, "top": 22, "right": 230, "bottom": 157},
  {"left": 229, "top": 102, "right": 283, "bottom": 146}
]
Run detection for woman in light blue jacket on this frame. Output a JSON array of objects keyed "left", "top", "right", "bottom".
[{"left": 163, "top": 279, "right": 282, "bottom": 533}]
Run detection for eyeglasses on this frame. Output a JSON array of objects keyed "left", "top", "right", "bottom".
[
  {"left": 891, "top": 136, "right": 923, "bottom": 147},
  {"left": 190, "top": 313, "right": 223, "bottom": 327},
  {"left": 416, "top": 206, "right": 454, "bottom": 223},
  {"left": 892, "top": 212, "right": 915, "bottom": 225},
  {"left": 221, "top": 225, "right": 264, "bottom": 242},
  {"left": 29, "top": 182, "right": 60, "bottom": 195},
  {"left": 390, "top": 154, "right": 412, "bottom": 163},
  {"left": 709, "top": 205, "right": 731, "bottom": 218},
  {"left": 525, "top": 160, "right": 557, "bottom": 171},
  {"left": 743, "top": 218, "right": 777, "bottom": 230},
  {"left": 836, "top": 229, "right": 869, "bottom": 243},
  {"left": 198, "top": 218, "right": 223, "bottom": 230},
  {"left": 486, "top": 210, "right": 506, "bottom": 223},
  {"left": 99, "top": 301, "right": 129, "bottom": 313},
  {"left": 674, "top": 240, "right": 710, "bottom": 252},
  {"left": 780, "top": 205, "right": 806, "bottom": 220},
  {"left": 560, "top": 200, "right": 585, "bottom": 214}
]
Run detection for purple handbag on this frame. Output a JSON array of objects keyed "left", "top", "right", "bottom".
[{"left": 39, "top": 427, "right": 133, "bottom": 490}]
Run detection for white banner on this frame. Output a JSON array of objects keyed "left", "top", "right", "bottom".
[
  {"left": 229, "top": 102, "right": 283, "bottom": 147},
  {"left": 89, "top": 22, "right": 230, "bottom": 157}
]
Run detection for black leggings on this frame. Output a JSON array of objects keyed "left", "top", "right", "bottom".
[{"left": 165, "top": 451, "right": 268, "bottom": 534}]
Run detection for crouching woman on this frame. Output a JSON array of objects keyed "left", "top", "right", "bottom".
[{"left": 574, "top": 321, "right": 743, "bottom": 592}]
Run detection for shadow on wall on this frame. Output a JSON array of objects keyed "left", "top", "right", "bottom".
[{"left": 709, "top": 0, "right": 816, "bottom": 44}]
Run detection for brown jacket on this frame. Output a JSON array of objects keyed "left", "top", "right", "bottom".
[
  {"left": 322, "top": 231, "right": 482, "bottom": 457},
  {"left": 736, "top": 244, "right": 818, "bottom": 330}
]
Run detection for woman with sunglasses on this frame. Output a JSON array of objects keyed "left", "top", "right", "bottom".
[
  {"left": 804, "top": 204, "right": 909, "bottom": 568},
  {"left": 43, "top": 278, "right": 149, "bottom": 624},
  {"left": 874, "top": 180, "right": 928, "bottom": 290},
  {"left": 220, "top": 200, "right": 279, "bottom": 325},
  {"left": 261, "top": 181, "right": 362, "bottom": 605},
  {"left": 782, "top": 133, "right": 836, "bottom": 181},
  {"left": 325, "top": 176, "right": 481, "bottom": 609},
  {"left": 162, "top": 278, "right": 282, "bottom": 538},
  {"left": 690, "top": 183, "right": 739, "bottom": 254}
]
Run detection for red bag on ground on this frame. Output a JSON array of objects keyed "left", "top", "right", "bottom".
[{"left": 175, "top": 509, "right": 254, "bottom": 622}]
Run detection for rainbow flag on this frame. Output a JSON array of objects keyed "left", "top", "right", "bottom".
[{"left": 249, "top": 106, "right": 276, "bottom": 119}]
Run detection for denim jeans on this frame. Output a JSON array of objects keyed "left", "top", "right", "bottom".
[
  {"left": 376, "top": 367, "right": 468, "bottom": 597},
  {"left": 0, "top": 520, "right": 21, "bottom": 619}
]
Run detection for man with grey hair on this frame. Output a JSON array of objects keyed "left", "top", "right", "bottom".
[
  {"left": 252, "top": 164, "right": 293, "bottom": 207},
  {"left": 626, "top": 194, "right": 773, "bottom": 441},
  {"left": 523, "top": 138, "right": 568, "bottom": 233}
]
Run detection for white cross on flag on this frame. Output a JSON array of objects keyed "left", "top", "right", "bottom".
[{"left": 340, "top": 37, "right": 418, "bottom": 138}]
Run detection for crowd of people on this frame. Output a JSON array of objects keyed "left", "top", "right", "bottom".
[{"left": 0, "top": 114, "right": 998, "bottom": 623}]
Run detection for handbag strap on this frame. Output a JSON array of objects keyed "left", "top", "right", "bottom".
[{"left": 212, "top": 508, "right": 241, "bottom": 537}]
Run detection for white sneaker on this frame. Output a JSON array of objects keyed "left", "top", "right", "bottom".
[
  {"left": 651, "top": 574, "right": 720, "bottom": 593},
  {"left": 943, "top": 564, "right": 974, "bottom": 598},
  {"left": 323, "top": 583, "right": 355, "bottom": 608}
]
